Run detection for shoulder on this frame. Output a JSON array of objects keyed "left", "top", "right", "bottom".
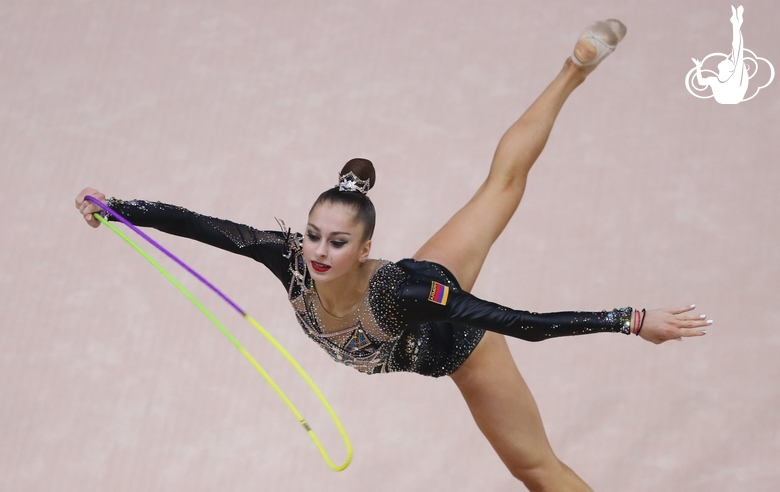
[
  {"left": 367, "top": 260, "right": 406, "bottom": 288},
  {"left": 395, "top": 258, "right": 461, "bottom": 290},
  {"left": 365, "top": 258, "right": 460, "bottom": 298},
  {"left": 366, "top": 260, "right": 408, "bottom": 306},
  {"left": 388, "top": 259, "right": 455, "bottom": 305}
]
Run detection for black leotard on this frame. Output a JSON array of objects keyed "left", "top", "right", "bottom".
[{"left": 105, "top": 199, "right": 633, "bottom": 377}]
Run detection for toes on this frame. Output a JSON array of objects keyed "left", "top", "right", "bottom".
[
  {"left": 605, "top": 19, "right": 627, "bottom": 42},
  {"left": 592, "top": 21, "right": 619, "bottom": 46}
]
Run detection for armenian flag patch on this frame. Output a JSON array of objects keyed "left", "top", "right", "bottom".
[{"left": 428, "top": 281, "right": 450, "bottom": 305}]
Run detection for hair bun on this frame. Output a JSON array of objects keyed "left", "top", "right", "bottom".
[{"left": 340, "top": 158, "right": 376, "bottom": 191}]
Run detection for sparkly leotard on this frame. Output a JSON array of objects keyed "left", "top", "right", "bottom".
[{"left": 105, "top": 199, "right": 633, "bottom": 377}]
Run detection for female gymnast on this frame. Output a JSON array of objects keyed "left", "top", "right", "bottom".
[
  {"left": 692, "top": 5, "right": 749, "bottom": 104},
  {"left": 76, "top": 19, "right": 712, "bottom": 491}
]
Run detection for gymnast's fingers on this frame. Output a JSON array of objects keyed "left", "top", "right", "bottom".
[
  {"left": 76, "top": 188, "right": 105, "bottom": 209},
  {"left": 663, "top": 319, "right": 711, "bottom": 342},
  {"left": 76, "top": 187, "right": 96, "bottom": 209},
  {"left": 75, "top": 187, "right": 106, "bottom": 228},
  {"left": 82, "top": 209, "right": 101, "bottom": 228},
  {"left": 668, "top": 304, "right": 696, "bottom": 316},
  {"left": 674, "top": 317, "right": 712, "bottom": 329},
  {"left": 679, "top": 327, "right": 708, "bottom": 338}
]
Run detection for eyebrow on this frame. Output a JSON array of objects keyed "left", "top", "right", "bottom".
[{"left": 307, "top": 224, "right": 352, "bottom": 236}]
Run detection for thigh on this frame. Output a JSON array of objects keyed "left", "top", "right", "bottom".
[
  {"left": 413, "top": 178, "right": 525, "bottom": 292},
  {"left": 450, "top": 332, "right": 556, "bottom": 469}
]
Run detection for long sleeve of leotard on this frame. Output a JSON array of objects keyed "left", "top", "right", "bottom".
[
  {"left": 103, "top": 198, "right": 293, "bottom": 285},
  {"left": 396, "top": 273, "right": 632, "bottom": 341}
]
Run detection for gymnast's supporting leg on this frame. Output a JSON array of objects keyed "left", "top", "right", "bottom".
[
  {"left": 414, "top": 20, "right": 625, "bottom": 490},
  {"left": 451, "top": 333, "right": 592, "bottom": 491}
]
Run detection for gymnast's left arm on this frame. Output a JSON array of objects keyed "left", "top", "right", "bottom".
[{"left": 397, "top": 279, "right": 710, "bottom": 343}]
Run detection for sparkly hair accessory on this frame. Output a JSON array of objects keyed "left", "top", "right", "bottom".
[{"left": 338, "top": 171, "right": 371, "bottom": 194}]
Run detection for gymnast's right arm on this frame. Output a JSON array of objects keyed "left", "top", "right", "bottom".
[{"left": 75, "top": 187, "right": 291, "bottom": 282}]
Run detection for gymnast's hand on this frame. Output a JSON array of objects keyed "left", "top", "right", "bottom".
[
  {"left": 639, "top": 305, "right": 711, "bottom": 344},
  {"left": 75, "top": 187, "right": 106, "bottom": 228}
]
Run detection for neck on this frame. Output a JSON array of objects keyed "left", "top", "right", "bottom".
[{"left": 314, "top": 261, "right": 373, "bottom": 318}]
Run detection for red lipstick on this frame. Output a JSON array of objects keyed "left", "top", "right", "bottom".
[{"left": 311, "top": 261, "right": 331, "bottom": 273}]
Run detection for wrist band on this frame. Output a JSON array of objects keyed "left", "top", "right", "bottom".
[
  {"left": 635, "top": 308, "right": 646, "bottom": 336},
  {"left": 621, "top": 307, "right": 633, "bottom": 335}
]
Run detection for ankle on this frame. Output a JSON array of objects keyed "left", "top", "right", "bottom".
[{"left": 560, "top": 58, "right": 589, "bottom": 85}]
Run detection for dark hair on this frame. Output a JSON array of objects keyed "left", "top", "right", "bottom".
[{"left": 310, "top": 158, "right": 377, "bottom": 241}]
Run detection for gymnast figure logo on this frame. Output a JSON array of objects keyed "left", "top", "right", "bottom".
[{"left": 685, "top": 5, "right": 774, "bottom": 104}]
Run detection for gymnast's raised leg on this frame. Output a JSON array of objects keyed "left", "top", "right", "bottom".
[{"left": 413, "top": 20, "right": 626, "bottom": 491}]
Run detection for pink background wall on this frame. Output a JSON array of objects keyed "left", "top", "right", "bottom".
[{"left": 1, "top": 1, "right": 778, "bottom": 490}]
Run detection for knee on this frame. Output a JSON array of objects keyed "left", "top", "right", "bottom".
[
  {"left": 482, "top": 173, "right": 527, "bottom": 201},
  {"left": 487, "top": 168, "right": 528, "bottom": 189}
]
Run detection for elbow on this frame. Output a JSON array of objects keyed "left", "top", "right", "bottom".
[{"left": 501, "top": 327, "right": 548, "bottom": 342}]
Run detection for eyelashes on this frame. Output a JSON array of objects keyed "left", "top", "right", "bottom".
[{"left": 306, "top": 233, "right": 347, "bottom": 248}]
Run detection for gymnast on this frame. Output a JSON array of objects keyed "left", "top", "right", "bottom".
[
  {"left": 692, "top": 5, "right": 749, "bottom": 104},
  {"left": 76, "top": 19, "right": 711, "bottom": 491}
]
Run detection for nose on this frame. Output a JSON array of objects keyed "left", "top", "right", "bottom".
[{"left": 315, "top": 241, "right": 328, "bottom": 258}]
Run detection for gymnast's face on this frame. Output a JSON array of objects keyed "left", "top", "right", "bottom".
[{"left": 303, "top": 202, "right": 371, "bottom": 283}]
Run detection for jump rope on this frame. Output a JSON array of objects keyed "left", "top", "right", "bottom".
[{"left": 84, "top": 196, "right": 353, "bottom": 471}]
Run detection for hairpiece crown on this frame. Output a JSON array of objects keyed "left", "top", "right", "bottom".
[{"left": 338, "top": 171, "right": 371, "bottom": 194}]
